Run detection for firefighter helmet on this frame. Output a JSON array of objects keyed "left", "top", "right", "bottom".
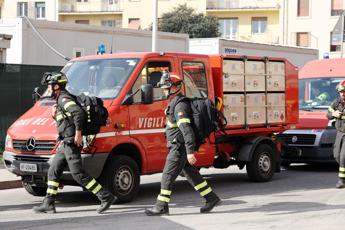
[
  {"left": 336, "top": 80, "right": 345, "bottom": 92},
  {"left": 158, "top": 71, "right": 183, "bottom": 89},
  {"left": 41, "top": 72, "right": 68, "bottom": 85}
]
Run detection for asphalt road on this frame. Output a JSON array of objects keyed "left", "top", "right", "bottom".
[{"left": 0, "top": 164, "right": 344, "bottom": 230}]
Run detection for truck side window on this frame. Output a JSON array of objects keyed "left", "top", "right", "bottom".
[
  {"left": 182, "top": 62, "right": 208, "bottom": 98},
  {"left": 131, "top": 61, "right": 171, "bottom": 103}
]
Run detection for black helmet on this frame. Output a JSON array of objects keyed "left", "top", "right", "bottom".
[
  {"left": 41, "top": 72, "right": 68, "bottom": 85},
  {"left": 157, "top": 71, "right": 183, "bottom": 89}
]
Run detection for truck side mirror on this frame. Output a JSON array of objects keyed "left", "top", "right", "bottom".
[
  {"left": 32, "top": 87, "right": 41, "bottom": 104},
  {"left": 141, "top": 84, "right": 153, "bottom": 104}
]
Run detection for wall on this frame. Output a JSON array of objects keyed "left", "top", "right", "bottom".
[
  {"left": 286, "top": 0, "right": 340, "bottom": 59},
  {"left": 190, "top": 38, "right": 319, "bottom": 68},
  {"left": 0, "top": 18, "right": 189, "bottom": 66}
]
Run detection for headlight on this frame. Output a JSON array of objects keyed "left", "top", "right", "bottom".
[{"left": 5, "top": 135, "right": 13, "bottom": 149}]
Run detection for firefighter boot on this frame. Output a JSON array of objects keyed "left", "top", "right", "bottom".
[
  {"left": 145, "top": 203, "right": 169, "bottom": 216},
  {"left": 96, "top": 189, "right": 116, "bottom": 214},
  {"left": 200, "top": 193, "right": 221, "bottom": 213},
  {"left": 33, "top": 197, "right": 56, "bottom": 214},
  {"left": 336, "top": 179, "right": 345, "bottom": 189}
]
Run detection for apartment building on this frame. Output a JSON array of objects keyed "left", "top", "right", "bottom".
[
  {"left": 0, "top": 0, "right": 58, "bottom": 21},
  {"left": 285, "top": 0, "right": 345, "bottom": 58},
  {"left": 57, "top": 0, "right": 283, "bottom": 44}
]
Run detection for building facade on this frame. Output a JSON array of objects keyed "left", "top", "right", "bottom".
[
  {"left": 284, "top": 0, "right": 345, "bottom": 59},
  {"left": 57, "top": 0, "right": 283, "bottom": 45},
  {"left": 0, "top": 0, "right": 58, "bottom": 21}
]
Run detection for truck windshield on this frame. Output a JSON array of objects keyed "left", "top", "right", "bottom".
[
  {"left": 299, "top": 77, "right": 345, "bottom": 110},
  {"left": 48, "top": 58, "right": 138, "bottom": 99}
]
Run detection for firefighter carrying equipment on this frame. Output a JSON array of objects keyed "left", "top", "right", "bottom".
[
  {"left": 145, "top": 93, "right": 221, "bottom": 216},
  {"left": 327, "top": 97, "right": 345, "bottom": 189}
]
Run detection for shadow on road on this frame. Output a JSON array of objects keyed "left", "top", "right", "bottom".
[{"left": 0, "top": 164, "right": 341, "bottom": 215}]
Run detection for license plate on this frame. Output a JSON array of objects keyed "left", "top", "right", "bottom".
[{"left": 20, "top": 163, "right": 37, "bottom": 172}]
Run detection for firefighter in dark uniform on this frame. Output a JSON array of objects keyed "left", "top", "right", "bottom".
[
  {"left": 33, "top": 72, "right": 115, "bottom": 213},
  {"left": 327, "top": 80, "right": 345, "bottom": 189},
  {"left": 145, "top": 72, "right": 221, "bottom": 216}
]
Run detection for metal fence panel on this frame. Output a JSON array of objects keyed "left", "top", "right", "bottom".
[{"left": 0, "top": 64, "right": 62, "bottom": 152}]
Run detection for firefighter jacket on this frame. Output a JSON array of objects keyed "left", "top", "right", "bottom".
[
  {"left": 54, "top": 90, "right": 85, "bottom": 142},
  {"left": 327, "top": 98, "right": 345, "bottom": 132},
  {"left": 165, "top": 93, "right": 195, "bottom": 154}
]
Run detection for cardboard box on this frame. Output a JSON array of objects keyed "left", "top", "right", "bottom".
[
  {"left": 246, "top": 93, "right": 266, "bottom": 106},
  {"left": 267, "top": 75, "right": 285, "bottom": 91},
  {"left": 245, "top": 61, "right": 265, "bottom": 75},
  {"left": 223, "top": 60, "right": 244, "bottom": 75},
  {"left": 223, "top": 94, "right": 245, "bottom": 126},
  {"left": 245, "top": 75, "right": 266, "bottom": 91},
  {"left": 267, "top": 62, "right": 285, "bottom": 75},
  {"left": 246, "top": 106, "right": 266, "bottom": 124},
  {"left": 267, "top": 93, "right": 285, "bottom": 106},
  {"left": 223, "top": 74, "right": 244, "bottom": 92},
  {"left": 267, "top": 106, "right": 286, "bottom": 123}
]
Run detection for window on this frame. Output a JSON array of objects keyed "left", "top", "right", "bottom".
[
  {"left": 183, "top": 62, "right": 208, "bottom": 99},
  {"left": 35, "top": 2, "right": 45, "bottom": 19},
  {"left": 75, "top": 20, "right": 90, "bottom": 25},
  {"left": 17, "top": 2, "right": 28, "bottom": 17},
  {"left": 128, "top": 18, "right": 140, "bottom": 29},
  {"left": 101, "top": 20, "right": 121, "bottom": 28},
  {"left": 296, "top": 32, "right": 310, "bottom": 47},
  {"left": 297, "top": 0, "right": 309, "bottom": 17},
  {"left": 252, "top": 17, "right": 267, "bottom": 34},
  {"left": 330, "top": 31, "right": 342, "bottom": 51},
  {"left": 131, "top": 61, "right": 171, "bottom": 103},
  {"left": 61, "top": 58, "right": 138, "bottom": 99},
  {"left": 332, "top": 0, "right": 344, "bottom": 16},
  {"left": 219, "top": 18, "right": 238, "bottom": 39}
]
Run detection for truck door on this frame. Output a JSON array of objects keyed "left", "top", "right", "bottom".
[
  {"left": 181, "top": 60, "right": 216, "bottom": 166},
  {"left": 128, "top": 60, "right": 172, "bottom": 172}
]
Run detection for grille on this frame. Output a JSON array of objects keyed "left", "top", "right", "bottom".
[
  {"left": 14, "top": 155, "right": 50, "bottom": 163},
  {"left": 13, "top": 140, "right": 56, "bottom": 153},
  {"left": 277, "top": 134, "right": 316, "bottom": 145}
]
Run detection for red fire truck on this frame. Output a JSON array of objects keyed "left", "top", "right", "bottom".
[
  {"left": 278, "top": 58, "right": 345, "bottom": 166},
  {"left": 3, "top": 52, "right": 298, "bottom": 203}
]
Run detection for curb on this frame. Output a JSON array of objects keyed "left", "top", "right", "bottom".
[{"left": 0, "top": 180, "right": 22, "bottom": 190}]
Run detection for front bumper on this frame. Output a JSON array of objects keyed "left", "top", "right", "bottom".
[
  {"left": 3, "top": 150, "right": 108, "bottom": 185},
  {"left": 278, "top": 129, "right": 337, "bottom": 164},
  {"left": 282, "top": 145, "right": 335, "bottom": 163}
]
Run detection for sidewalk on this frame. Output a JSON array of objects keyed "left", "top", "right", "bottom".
[{"left": 0, "top": 162, "right": 22, "bottom": 190}]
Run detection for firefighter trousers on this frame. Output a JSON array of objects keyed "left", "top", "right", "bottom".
[
  {"left": 333, "top": 131, "right": 345, "bottom": 180},
  {"left": 45, "top": 141, "right": 111, "bottom": 202},
  {"left": 156, "top": 141, "right": 216, "bottom": 207}
]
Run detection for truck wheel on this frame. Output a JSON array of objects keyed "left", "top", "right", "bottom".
[
  {"left": 246, "top": 144, "right": 276, "bottom": 182},
  {"left": 22, "top": 182, "right": 47, "bottom": 196},
  {"left": 101, "top": 155, "right": 140, "bottom": 203}
]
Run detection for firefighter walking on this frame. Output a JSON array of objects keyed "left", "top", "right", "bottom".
[
  {"left": 33, "top": 72, "right": 116, "bottom": 213},
  {"left": 145, "top": 72, "right": 221, "bottom": 216},
  {"left": 327, "top": 80, "right": 345, "bottom": 189}
]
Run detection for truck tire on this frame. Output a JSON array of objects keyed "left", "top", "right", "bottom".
[
  {"left": 22, "top": 182, "right": 47, "bottom": 197},
  {"left": 100, "top": 155, "right": 140, "bottom": 203},
  {"left": 246, "top": 144, "right": 276, "bottom": 182}
]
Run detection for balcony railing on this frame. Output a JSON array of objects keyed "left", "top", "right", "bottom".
[
  {"left": 207, "top": 0, "right": 280, "bottom": 10},
  {"left": 59, "top": 0, "right": 123, "bottom": 13},
  {"left": 220, "top": 31, "right": 280, "bottom": 44}
]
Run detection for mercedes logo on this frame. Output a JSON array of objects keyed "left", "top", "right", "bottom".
[
  {"left": 26, "top": 137, "right": 36, "bottom": 151},
  {"left": 291, "top": 136, "right": 298, "bottom": 143}
]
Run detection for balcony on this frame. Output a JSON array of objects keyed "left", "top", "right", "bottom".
[
  {"left": 207, "top": 0, "right": 280, "bottom": 10},
  {"left": 59, "top": 0, "right": 123, "bottom": 14},
  {"left": 221, "top": 31, "right": 280, "bottom": 44}
]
